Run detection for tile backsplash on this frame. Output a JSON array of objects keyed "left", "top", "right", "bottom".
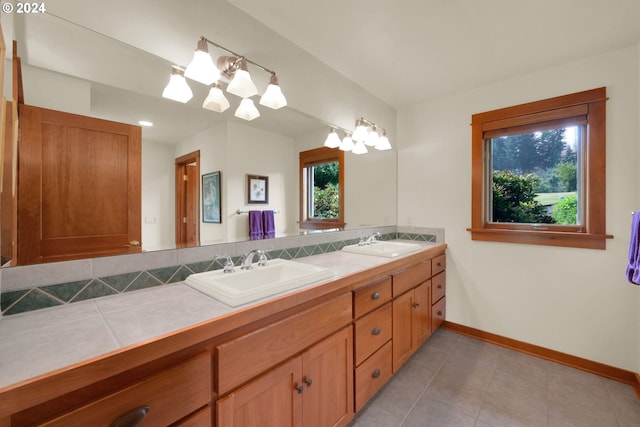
[{"left": 0, "top": 226, "right": 442, "bottom": 316}]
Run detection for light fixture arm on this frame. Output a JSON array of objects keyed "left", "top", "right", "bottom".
[{"left": 200, "top": 36, "right": 277, "bottom": 76}]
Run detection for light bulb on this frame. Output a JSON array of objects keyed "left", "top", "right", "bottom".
[
  {"left": 339, "top": 134, "right": 355, "bottom": 151},
  {"left": 234, "top": 98, "right": 260, "bottom": 121},
  {"left": 227, "top": 59, "right": 258, "bottom": 98},
  {"left": 352, "top": 140, "right": 368, "bottom": 155},
  {"left": 375, "top": 131, "right": 392, "bottom": 150},
  {"left": 259, "top": 75, "right": 287, "bottom": 109},
  {"left": 161, "top": 66, "right": 193, "bottom": 103},
  {"left": 184, "top": 39, "right": 220, "bottom": 85},
  {"left": 324, "top": 129, "right": 341, "bottom": 148},
  {"left": 202, "top": 83, "right": 230, "bottom": 113},
  {"left": 365, "top": 127, "right": 379, "bottom": 146}
]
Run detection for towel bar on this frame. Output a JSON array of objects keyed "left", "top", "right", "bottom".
[{"left": 236, "top": 209, "right": 280, "bottom": 214}]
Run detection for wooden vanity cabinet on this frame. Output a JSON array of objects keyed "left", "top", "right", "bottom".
[
  {"left": 216, "top": 293, "right": 354, "bottom": 427},
  {"left": 392, "top": 279, "right": 431, "bottom": 372},
  {"left": 23, "top": 352, "right": 212, "bottom": 427}
]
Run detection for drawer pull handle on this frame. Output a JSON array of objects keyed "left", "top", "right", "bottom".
[
  {"left": 295, "top": 384, "right": 304, "bottom": 394},
  {"left": 110, "top": 406, "right": 150, "bottom": 427},
  {"left": 372, "top": 369, "right": 381, "bottom": 379},
  {"left": 372, "top": 327, "right": 381, "bottom": 336},
  {"left": 371, "top": 292, "right": 380, "bottom": 300},
  {"left": 304, "top": 377, "right": 313, "bottom": 387}
]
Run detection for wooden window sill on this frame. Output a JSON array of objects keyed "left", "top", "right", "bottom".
[{"left": 467, "top": 228, "right": 613, "bottom": 249}]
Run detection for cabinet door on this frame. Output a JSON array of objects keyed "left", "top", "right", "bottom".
[
  {"left": 302, "top": 326, "right": 354, "bottom": 427},
  {"left": 217, "top": 358, "right": 303, "bottom": 427},
  {"left": 414, "top": 281, "right": 432, "bottom": 345},
  {"left": 392, "top": 290, "right": 414, "bottom": 372}
]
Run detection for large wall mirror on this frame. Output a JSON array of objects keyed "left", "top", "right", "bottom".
[{"left": 1, "top": 5, "right": 397, "bottom": 266}]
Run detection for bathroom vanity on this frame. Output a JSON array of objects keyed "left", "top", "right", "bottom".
[{"left": 0, "top": 243, "right": 446, "bottom": 427}]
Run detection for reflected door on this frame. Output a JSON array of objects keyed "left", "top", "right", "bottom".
[
  {"left": 17, "top": 105, "right": 142, "bottom": 265},
  {"left": 175, "top": 151, "right": 200, "bottom": 248}
]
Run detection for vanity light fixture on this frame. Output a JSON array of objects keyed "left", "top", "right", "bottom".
[
  {"left": 235, "top": 98, "right": 261, "bottom": 121},
  {"left": 339, "top": 132, "right": 355, "bottom": 151},
  {"left": 184, "top": 37, "right": 221, "bottom": 85},
  {"left": 324, "top": 128, "right": 342, "bottom": 148},
  {"left": 259, "top": 74, "right": 288, "bottom": 109},
  {"left": 322, "top": 117, "right": 392, "bottom": 154},
  {"left": 164, "top": 35, "right": 287, "bottom": 121},
  {"left": 161, "top": 66, "right": 193, "bottom": 103},
  {"left": 202, "top": 82, "right": 230, "bottom": 112}
]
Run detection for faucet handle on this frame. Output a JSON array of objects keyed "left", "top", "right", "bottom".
[
  {"left": 215, "top": 255, "right": 235, "bottom": 273},
  {"left": 257, "top": 250, "right": 268, "bottom": 266}
]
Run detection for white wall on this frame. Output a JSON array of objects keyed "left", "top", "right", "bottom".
[
  {"left": 141, "top": 140, "right": 175, "bottom": 251},
  {"left": 398, "top": 45, "right": 640, "bottom": 372}
]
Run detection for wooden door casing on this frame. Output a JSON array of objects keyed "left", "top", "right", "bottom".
[{"left": 17, "top": 105, "right": 141, "bottom": 265}]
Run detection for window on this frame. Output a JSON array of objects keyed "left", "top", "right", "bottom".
[
  {"left": 468, "top": 87, "right": 612, "bottom": 249},
  {"left": 299, "top": 147, "right": 345, "bottom": 230}
]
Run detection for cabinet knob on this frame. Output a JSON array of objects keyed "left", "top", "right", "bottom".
[
  {"left": 372, "top": 327, "right": 381, "bottom": 336},
  {"left": 109, "top": 406, "right": 150, "bottom": 427},
  {"left": 304, "top": 377, "right": 313, "bottom": 387},
  {"left": 371, "top": 369, "right": 381, "bottom": 379},
  {"left": 295, "top": 384, "right": 304, "bottom": 394},
  {"left": 437, "top": 284, "right": 443, "bottom": 289},
  {"left": 371, "top": 292, "right": 380, "bottom": 300},
  {"left": 437, "top": 262, "right": 442, "bottom": 267},
  {"left": 412, "top": 303, "right": 420, "bottom": 308},
  {"left": 437, "top": 310, "right": 443, "bottom": 316}
]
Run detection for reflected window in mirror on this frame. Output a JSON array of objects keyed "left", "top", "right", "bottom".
[{"left": 299, "top": 147, "right": 345, "bottom": 230}]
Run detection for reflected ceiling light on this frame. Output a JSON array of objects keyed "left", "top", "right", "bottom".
[
  {"left": 323, "top": 117, "right": 392, "bottom": 154},
  {"left": 352, "top": 118, "right": 369, "bottom": 142},
  {"left": 352, "top": 140, "right": 368, "bottom": 155},
  {"left": 225, "top": 58, "right": 259, "bottom": 98},
  {"left": 375, "top": 129, "right": 392, "bottom": 150},
  {"left": 202, "top": 82, "right": 230, "bottom": 112},
  {"left": 162, "top": 66, "right": 193, "bottom": 103},
  {"left": 365, "top": 126, "right": 379, "bottom": 146},
  {"left": 324, "top": 128, "right": 342, "bottom": 148},
  {"left": 339, "top": 133, "right": 355, "bottom": 151},
  {"left": 259, "top": 74, "right": 288, "bottom": 109},
  {"left": 184, "top": 37, "right": 220, "bottom": 85},
  {"left": 235, "top": 98, "right": 261, "bottom": 121},
  {"left": 138, "top": 120, "right": 154, "bottom": 127},
  {"left": 165, "top": 35, "right": 287, "bottom": 119}
]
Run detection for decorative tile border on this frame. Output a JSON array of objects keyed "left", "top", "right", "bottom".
[{"left": 0, "top": 232, "right": 437, "bottom": 316}]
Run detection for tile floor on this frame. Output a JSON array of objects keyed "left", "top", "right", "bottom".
[{"left": 349, "top": 329, "right": 640, "bottom": 427}]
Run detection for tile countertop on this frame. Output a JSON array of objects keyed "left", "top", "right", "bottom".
[{"left": 0, "top": 241, "right": 444, "bottom": 390}]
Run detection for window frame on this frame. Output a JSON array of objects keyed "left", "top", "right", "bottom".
[
  {"left": 468, "top": 87, "right": 612, "bottom": 249},
  {"left": 299, "top": 147, "right": 345, "bottom": 230}
]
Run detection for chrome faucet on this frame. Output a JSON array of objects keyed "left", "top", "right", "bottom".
[
  {"left": 361, "top": 232, "right": 382, "bottom": 246},
  {"left": 240, "top": 250, "right": 267, "bottom": 270},
  {"left": 215, "top": 255, "right": 235, "bottom": 273}
]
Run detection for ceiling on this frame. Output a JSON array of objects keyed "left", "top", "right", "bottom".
[{"left": 228, "top": 0, "right": 640, "bottom": 108}]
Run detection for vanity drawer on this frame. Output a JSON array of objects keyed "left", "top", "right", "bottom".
[
  {"left": 393, "top": 261, "right": 431, "bottom": 296},
  {"left": 353, "top": 276, "right": 392, "bottom": 318},
  {"left": 355, "top": 341, "right": 392, "bottom": 412},
  {"left": 216, "top": 292, "right": 352, "bottom": 395},
  {"left": 431, "top": 271, "right": 446, "bottom": 304},
  {"left": 432, "top": 254, "right": 446, "bottom": 276},
  {"left": 432, "top": 297, "right": 446, "bottom": 332},
  {"left": 354, "top": 302, "right": 392, "bottom": 366},
  {"left": 39, "top": 352, "right": 211, "bottom": 427}
]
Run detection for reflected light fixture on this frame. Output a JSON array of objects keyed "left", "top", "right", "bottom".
[
  {"left": 162, "top": 66, "right": 193, "bottom": 103},
  {"left": 184, "top": 37, "right": 221, "bottom": 85},
  {"left": 163, "top": 35, "right": 287, "bottom": 120},
  {"left": 339, "top": 132, "right": 355, "bottom": 151},
  {"left": 322, "top": 117, "right": 392, "bottom": 154},
  {"left": 225, "top": 58, "right": 259, "bottom": 98},
  {"left": 259, "top": 74, "right": 288, "bottom": 109},
  {"left": 352, "top": 118, "right": 369, "bottom": 142},
  {"left": 324, "top": 128, "right": 342, "bottom": 148},
  {"left": 235, "top": 98, "right": 261, "bottom": 121},
  {"left": 202, "top": 82, "right": 230, "bottom": 112},
  {"left": 375, "top": 129, "right": 392, "bottom": 150}
]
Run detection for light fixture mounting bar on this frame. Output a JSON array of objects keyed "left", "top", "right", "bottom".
[{"left": 201, "top": 36, "right": 276, "bottom": 76}]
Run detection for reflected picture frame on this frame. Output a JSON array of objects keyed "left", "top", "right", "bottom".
[
  {"left": 247, "top": 174, "right": 269, "bottom": 204},
  {"left": 202, "top": 171, "right": 221, "bottom": 223}
]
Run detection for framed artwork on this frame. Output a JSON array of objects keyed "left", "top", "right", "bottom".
[
  {"left": 247, "top": 174, "right": 269, "bottom": 204},
  {"left": 202, "top": 171, "right": 221, "bottom": 223}
]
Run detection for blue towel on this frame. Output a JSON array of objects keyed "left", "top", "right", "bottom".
[
  {"left": 626, "top": 211, "right": 640, "bottom": 285},
  {"left": 249, "top": 210, "right": 263, "bottom": 240},
  {"left": 263, "top": 210, "right": 276, "bottom": 238}
]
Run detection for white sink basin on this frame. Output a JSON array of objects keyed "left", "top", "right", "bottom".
[
  {"left": 185, "top": 258, "right": 333, "bottom": 307},
  {"left": 341, "top": 241, "right": 423, "bottom": 258}
]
